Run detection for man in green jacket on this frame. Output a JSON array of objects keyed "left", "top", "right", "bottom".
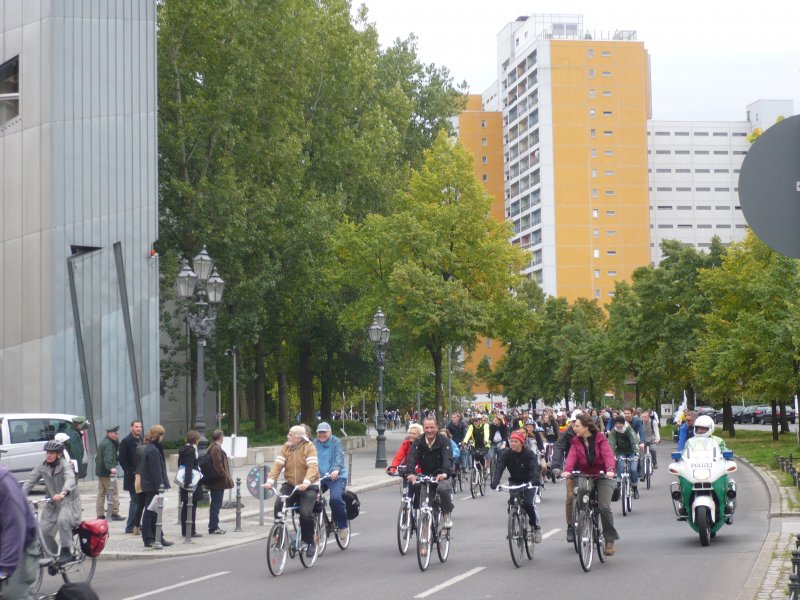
[
  {"left": 65, "top": 416, "right": 88, "bottom": 479},
  {"left": 96, "top": 425, "right": 124, "bottom": 521}
]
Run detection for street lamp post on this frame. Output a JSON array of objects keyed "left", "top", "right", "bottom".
[
  {"left": 176, "top": 246, "right": 225, "bottom": 451},
  {"left": 368, "top": 308, "right": 390, "bottom": 468}
]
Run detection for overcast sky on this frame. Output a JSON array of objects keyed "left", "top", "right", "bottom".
[{"left": 353, "top": 0, "right": 800, "bottom": 122}]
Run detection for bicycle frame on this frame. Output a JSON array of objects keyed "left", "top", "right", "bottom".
[
  {"left": 497, "top": 483, "right": 535, "bottom": 567},
  {"left": 570, "top": 472, "right": 609, "bottom": 572}
]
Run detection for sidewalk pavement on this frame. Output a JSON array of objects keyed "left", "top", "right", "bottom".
[{"left": 77, "top": 431, "right": 405, "bottom": 560}]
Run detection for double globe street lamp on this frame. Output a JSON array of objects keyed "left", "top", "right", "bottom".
[
  {"left": 176, "top": 245, "right": 225, "bottom": 451},
  {"left": 368, "top": 308, "right": 390, "bottom": 468}
]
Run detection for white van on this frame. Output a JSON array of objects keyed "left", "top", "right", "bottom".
[{"left": 0, "top": 413, "right": 80, "bottom": 483}]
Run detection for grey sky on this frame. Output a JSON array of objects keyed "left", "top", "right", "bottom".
[{"left": 354, "top": 0, "right": 800, "bottom": 122}]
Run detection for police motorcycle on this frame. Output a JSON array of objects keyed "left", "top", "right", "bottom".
[{"left": 668, "top": 415, "right": 737, "bottom": 546}]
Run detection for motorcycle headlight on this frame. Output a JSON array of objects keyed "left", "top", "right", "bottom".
[{"left": 693, "top": 468, "right": 711, "bottom": 481}]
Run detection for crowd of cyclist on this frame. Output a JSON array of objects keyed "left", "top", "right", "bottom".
[{"left": 387, "top": 404, "right": 666, "bottom": 558}]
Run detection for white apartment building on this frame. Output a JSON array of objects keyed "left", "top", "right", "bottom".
[{"left": 648, "top": 99, "right": 793, "bottom": 264}]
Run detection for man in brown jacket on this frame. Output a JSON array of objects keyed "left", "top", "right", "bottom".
[
  {"left": 263, "top": 425, "right": 320, "bottom": 556},
  {"left": 205, "top": 430, "right": 234, "bottom": 534}
]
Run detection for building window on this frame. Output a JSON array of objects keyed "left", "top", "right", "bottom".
[
  {"left": 606, "top": 210, "right": 616, "bottom": 216},
  {"left": 602, "top": 111, "right": 613, "bottom": 116},
  {"left": 593, "top": 229, "right": 600, "bottom": 238},
  {"left": 732, "top": 132, "right": 747, "bottom": 137},
  {"left": 655, "top": 150, "right": 671, "bottom": 155},
  {"left": 607, "top": 230, "right": 617, "bottom": 236},
  {"left": 482, "top": 174, "right": 488, "bottom": 182},
  {"left": 657, "top": 205, "right": 673, "bottom": 209},
  {"left": 656, "top": 168, "right": 672, "bottom": 173},
  {"left": 482, "top": 156, "right": 488, "bottom": 164},
  {"left": 675, "top": 131, "right": 690, "bottom": 136},
  {"left": 605, "top": 190, "right": 615, "bottom": 196},
  {"left": 591, "top": 148, "right": 597, "bottom": 158},
  {"left": 655, "top": 131, "right": 670, "bottom": 136},
  {"left": 713, "top": 150, "right": 729, "bottom": 155},
  {"left": 594, "top": 269, "right": 600, "bottom": 278},
  {"left": 592, "top": 209, "right": 599, "bottom": 218},
  {"left": 602, "top": 90, "right": 612, "bottom": 96},
  {"left": 595, "top": 289, "right": 601, "bottom": 298},
  {"left": 658, "top": 224, "right": 674, "bottom": 229},
  {"left": 481, "top": 137, "right": 487, "bottom": 146},
  {"left": 714, "top": 169, "right": 730, "bottom": 173},
  {"left": 675, "top": 150, "right": 690, "bottom": 155},
  {"left": 486, "top": 338, "right": 492, "bottom": 347},
  {"left": 694, "top": 131, "right": 709, "bottom": 136},
  {"left": 601, "top": 50, "right": 611, "bottom": 57},
  {"left": 676, "top": 187, "right": 691, "bottom": 192},
  {"left": 589, "top": 89, "right": 596, "bottom": 98},
  {"left": 605, "top": 170, "right": 615, "bottom": 176},
  {"left": 603, "top": 130, "right": 613, "bottom": 137},
  {"left": 588, "top": 69, "right": 595, "bottom": 78},
  {"left": 697, "top": 224, "right": 712, "bottom": 229},
  {"left": 713, "top": 132, "right": 728, "bottom": 137},
  {"left": 601, "top": 71, "right": 611, "bottom": 77},
  {"left": 592, "top": 188, "right": 599, "bottom": 198},
  {"left": 677, "top": 224, "right": 693, "bottom": 229},
  {"left": 676, "top": 168, "right": 690, "bottom": 173},
  {"left": 696, "top": 169, "right": 710, "bottom": 173},
  {"left": 607, "top": 250, "right": 617, "bottom": 256},
  {"left": 604, "top": 150, "right": 614, "bottom": 156},
  {"left": 589, "top": 108, "right": 596, "bottom": 118},
  {"left": 590, "top": 128, "right": 596, "bottom": 137},
  {"left": 591, "top": 169, "right": 597, "bottom": 178},
  {"left": 587, "top": 49, "right": 595, "bottom": 58},
  {"left": 696, "top": 187, "right": 711, "bottom": 192},
  {"left": 715, "top": 187, "right": 730, "bottom": 192},
  {"left": 608, "top": 270, "right": 617, "bottom": 276},
  {"left": 695, "top": 150, "right": 710, "bottom": 155},
  {"left": 0, "top": 55, "right": 20, "bottom": 127},
  {"left": 656, "top": 187, "right": 672, "bottom": 192},
  {"left": 481, "top": 119, "right": 487, "bottom": 128},
  {"left": 593, "top": 249, "right": 600, "bottom": 258}
]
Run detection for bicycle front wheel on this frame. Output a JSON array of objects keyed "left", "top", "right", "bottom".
[
  {"left": 316, "top": 511, "right": 329, "bottom": 557},
  {"left": 595, "top": 514, "right": 607, "bottom": 563},
  {"left": 416, "top": 512, "right": 432, "bottom": 572},
  {"left": 61, "top": 533, "right": 96, "bottom": 586},
  {"left": 478, "top": 469, "right": 485, "bottom": 496},
  {"left": 397, "top": 504, "right": 412, "bottom": 555},
  {"left": 645, "top": 457, "right": 652, "bottom": 489},
  {"left": 508, "top": 510, "right": 525, "bottom": 568},
  {"left": 335, "top": 518, "right": 351, "bottom": 550},
  {"left": 622, "top": 479, "right": 630, "bottom": 517},
  {"left": 470, "top": 468, "right": 478, "bottom": 499},
  {"left": 577, "top": 508, "right": 594, "bottom": 572},
  {"left": 436, "top": 513, "right": 450, "bottom": 563},
  {"left": 266, "top": 523, "right": 288, "bottom": 576}
]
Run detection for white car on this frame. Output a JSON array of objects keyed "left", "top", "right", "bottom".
[{"left": 0, "top": 413, "right": 81, "bottom": 483}]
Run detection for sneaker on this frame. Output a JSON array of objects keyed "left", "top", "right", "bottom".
[
  {"left": 97, "top": 515, "right": 106, "bottom": 520},
  {"left": 443, "top": 514, "right": 453, "bottom": 529},
  {"left": 160, "top": 539, "right": 174, "bottom": 547},
  {"left": 338, "top": 528, "right": 349, "bottom": 544},
  {"left": 633, "top": 487, "right": 640, "bottom": 500},
  {"left": 653, "top": 464, "right": 659, "bottom": 469},
  {"left": 533, "top": 527, "right": 543, "bottom": 544},
  {"left": 566, "top": 525, "right": 574, "bottom": 543},
  {"left": 58, "top": 548, "right": 72, "bottom": 564},
  {"left": 111, "top": 514, "right": 126, "bottom": 522},
  {"left": 133, "top": 526, "right": 141, "bottom": 536},
  {"left": 191, "top": 533, "right": 203, "bottom": 538},
  {"left": 605, "top": 540, "right": 615, "bottom": 556},
  {"left": 611, "top": 484, "right": 621, "bottom": 502},
  {"left": 305, "top": 542, "right": 316, "bottom": 558}
]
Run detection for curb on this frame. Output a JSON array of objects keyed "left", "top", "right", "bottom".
[
  {"left": 736, "top": 457, "right": 785, "bottom": 600},
  {"left": 97, "top": 477, "right": 400, "bottom": 560}
]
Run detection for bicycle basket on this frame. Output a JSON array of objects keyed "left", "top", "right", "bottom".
[{"left": 76, "top": 519, "right": 109, "bottom": 558}]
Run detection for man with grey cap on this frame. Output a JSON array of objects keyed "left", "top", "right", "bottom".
[
  {"left": 313, "top": 422, "right": 349, "bottom": 543},
  {"left": 96, "top": 425, "right": 124, "bottom": 520},
  {"left": 263, "top": 425, "right": 320, "bottom": 557}
]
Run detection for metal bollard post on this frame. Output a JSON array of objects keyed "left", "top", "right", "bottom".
[
  {"left": 177, "top": 491, "right": 184, "bottom": 525},
  {"left": 792, "top": 549, "right": 800, "bottom": 575},
  {"left": 235, "top": 478, "right": 243, "bottom": 532},
  {"left": 153, "top": 485, "right": 165, "bottom": 550},
  {"left": 184, "top": 485, "right": 195, "bottom": 543},
  {"left": 795, "top": 533, "right": 800, "bottom": 549},
  {"left": 259, "top": 465, "right": 267, "bottom": 527},
  {"left": 789, "top": 574, "right": 799, "bottom": 600},
  {"left": 348, "top": 451, "right": 353, "bottom": 485}
]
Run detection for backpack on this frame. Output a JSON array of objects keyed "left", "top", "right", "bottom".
[
  {"left": 55, "top": 582, "right": 100, "bottom": 600},
  {"left": 198, "top": 452, "right": 219, "bottom": 482},
  {"left": 343, "top": 490, "right": 360, "bottom": 520},
  {"left": 75, "top": 519, "right": 109, "bottom": 558}
]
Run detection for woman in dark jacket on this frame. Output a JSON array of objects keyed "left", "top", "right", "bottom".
[
  {"left": 139, "top": 424, "right": 173, "bottom": 547},
  {"left": 178, "top": 430, "right": 203, "bottom": 538}
]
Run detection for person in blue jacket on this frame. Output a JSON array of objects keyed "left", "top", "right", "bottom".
[
  {"left": 0, "top": 464, "right": 38, "bottom": 599},
  {"left": 313, "top": 422, "right": 349, "bottom": 543},
  {"left": 677, "top": 411, "right": 697, "bottom": 452}
]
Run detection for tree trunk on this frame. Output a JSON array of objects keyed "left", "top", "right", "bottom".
[
  {"left": 722, "top": 397, "right": 735, "bottom": 437},
  {"left": 429, "top": 345, "right": 444, "bottom": 424},
  {"left": 771, "top": 398, "right": 779, "bottom": 441},
  {"left": 254, "top": 337, "right": 267, "bottom": 431},
  {"left": 244, "top": 380, "right": 255, "bottom": 422},
  {"left": 275, "top": 339, "right": 289, "bottom": 427},
  {"left": 320, "top": 348, "right": 333, "bottom": 421},
  {"left": 299, "top": 340, "right": 315, "bottom": 423},
  {"left": 634, "top": 380, "right": 640, "bottom": 409},
  {"left": 779, "top": 401, "right": 789, "bottom": 434},
  {"left": 686, "top": 385, "right": 696, "bottom": 411}
]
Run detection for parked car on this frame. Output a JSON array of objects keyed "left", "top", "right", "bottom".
[
  {"left": 0, "top": 414, "right": 79, "bottom": 483},
  {"left": 751, "top": 406, "right": 772, "bottom": 424},
  {"left": 760, "top": 405, "right": 797, "bottom": 425},
  {"left": 740, "top": 405, "right": 768, "bottom": 424},
  {"left": 695, "top": 406, "right": 720, "bottom": 423},
  {"left": 730, "top": 405, "right": 746, "bottom": 424}
]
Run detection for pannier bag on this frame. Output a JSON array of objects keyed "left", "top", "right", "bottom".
[
  {"left": 76, "top": 519, "right": 109, "bottom": 558},
  {"left": 343, "top": 490, "right": 360, "bottom": 520},
  {"left": 55, "top": 582, "right": 100, "bottom": 600}
]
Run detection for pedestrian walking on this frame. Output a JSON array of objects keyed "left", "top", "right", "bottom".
[{"left": 96, "top": 425, "right": 124, "bottom": 520}]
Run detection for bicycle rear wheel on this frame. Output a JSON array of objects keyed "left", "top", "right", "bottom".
[
  {"left": 397, "top": 503, "right": 412, "bottom": 555},
  {"left": 508, "top": 510, "right": 525, "bottom": 568},
  {"left": 61, "top": 533, "right": 96, "bottom": 586},
  {"left": 266, "top": 523, "right": 288, "bottom": 577},
  {"left": 436, "top": 512, "right": 450, "bottom": 563},
  {"left": 571, "top": 495, "right": 580, "bottom": 554},
  {"left": 595, "top": 513, "right": 607, "bottom": 563},
  {"left": 645, "top": 456, "right": 652, "bottom": 489},
  {"left": 335, "top": 519, "right": 351, "bottom": 550},
  {"left": 478, "top": 469, "right": 485, "bottom": 496},
  {"left": 577, "top": 508, "right": 594, "bottom": 572},
  {"left": 622, "top": 479, "right": 629, "bottom": 516},
  {"left": 316, "top": 510, "right": 329, "bottom": 557},
  {"left": 416, "top": 512, "right": 432, "bottom": 572},
  {"left": 470, "top": 468, "right": 478, "bottom": 499}
]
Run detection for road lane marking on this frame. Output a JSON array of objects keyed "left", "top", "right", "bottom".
[
  {"left": 121, "top": 572, "right": 230, "bottom": 599},
  {"left": 414, "top": 566, "right": 486, "bottom": 598},
  {"left": 542, "top": 528, "right": 561, "bottom": 540}
]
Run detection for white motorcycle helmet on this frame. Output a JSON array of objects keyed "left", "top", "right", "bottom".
[{"left": 693, "top": 415, "right": 715, "bottom": 437}]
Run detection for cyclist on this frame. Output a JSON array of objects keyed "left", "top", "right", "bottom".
[
  {"left": 313, "top": 422, "right": 349, "bottom": 544},
  {"left": 641, "top": 409, "right": 661, "bottom": 471},
  {"left": 677, "top": 410, "right": 698, "bottom": 452},
  {"left": 490, "top": 430, "right": 544, "bottom": 542},
  {"left": 562, "top": 413, "right": 619, "bottom": 556},
  {"left": 551, "top": 409, "right": 581, "bottom": 543},
  {"left": 488, "top": 415, "right": 508, "bottom": 465},
  {"left": 387, "top": 423, "right": 423, "bottom": 474},
  {"left": 22, "top": 441, "right": 82, "bottom": 563},
  {"left": 0, "top": 463, "right": 38, "bottom": 599},
  {"left": 406, "top": 417, "right": 454, "bottom": 529},
  {"left": 607, "top": 415, "right": 644, "bottom": 500},
  {"left": 540, "top": 412, "right": 560, "bottom": 444},
  {"left": 463, "top": 414, "right": 491, "bottom": 475},
  {"left": 523, "top": 419, "right": 545, "bottom": 455},
  {"left": 264, "top": 425, "right": 321, "bottom": 558}
]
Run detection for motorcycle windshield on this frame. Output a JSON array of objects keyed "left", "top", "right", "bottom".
[{"left": 683, "top": 437, "right": 720, "bottom": 460}]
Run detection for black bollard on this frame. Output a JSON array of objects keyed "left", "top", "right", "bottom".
[
  {"left": 153, "top": 485, "right": 165, "bottom": 550},
  {"left": 184, "top": 484, "right": 195, "bottom": 543},
  {"left": 793, "top": 549, "right": 800, "bottom": 575},
  {"left": 789, "top": 574, "right": 799, "bottom": 600},
  {"left": 235, "top": 478, "right": 243, "bottom": 532}
]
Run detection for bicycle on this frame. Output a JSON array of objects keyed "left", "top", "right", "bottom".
[
  {"left": 544, "top": 442, "right": 557, "bottom": 483},
  {"left": 388, "top": 468, "right": 415, "bottom": 555},
  {"left": 488, "top": 441, "right": 504, "bottom": 483},
  {"left": 266, "top": 486, "right": 323, "bottom": 576},
  {"left": 497, "top": 483, "right": 536, "bottom": 567},
  {"left": 468, "top": 446, "right": 487, "bottom": 499},
  {"left": 314, "top": 475, "right": 350, "bottom": 558},
  {"left": 451, "top": 457, "right": 464, "bottom": 494},
  {"left": 29, "top": 498, "right": 96, "bottom": 595},
  {"left": 570, "top": 472, "right": 609, "bottom": 572},
  {"left": 640, "top": 443, "right": 654, "bottom": 489},
  {"left": 413, "top": 475, "right": 451, "bottom": 572},
  {"left": 616, "top": 456, "right": 637, "bottom": 516}
]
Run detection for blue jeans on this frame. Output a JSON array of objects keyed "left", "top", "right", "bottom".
[
  {"left": 125, "top": 490, "right": 140, "bottom": 532},
  {"left": 321, "top": 477, "right": 348, "bottom": 529},
  {"left": 616, "top": 455, "right": 639, "bottom": 486},
  {"left": 209, "top": 489, "right": 224, "bottom": 532}
]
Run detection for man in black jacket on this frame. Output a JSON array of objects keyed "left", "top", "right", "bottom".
[
  {"left": 406, "top": 417, "right": 454, "bottom": 528},
  {"left": 490, "top": 430, "right": 544, "bottom": 542},
  {"left": 118, "top": 420, "right": 142, "bottom": 534}
]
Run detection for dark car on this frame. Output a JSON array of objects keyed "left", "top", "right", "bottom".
[
  {"left": 695, "top": 406, "right": 719, "bottom": 423},
  {"left": 711, "top": 405, "right": 745, "bottom": 424},
  {"left": 760, "top": 405, "right": 797, "bottom": 425},
  {"left": 751, "top": 405, "right": 772, "bottom": 424},
  {"left": 740, "top": 405, "right": 766, "bottom": 424}
]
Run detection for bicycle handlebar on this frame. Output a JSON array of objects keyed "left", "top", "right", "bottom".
[{"left": 496, "top": 483, "right": 535, "bottom": 492}]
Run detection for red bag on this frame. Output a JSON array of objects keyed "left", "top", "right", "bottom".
[{"left": 76, "top": 519, "right": 109, "bottom": 558}]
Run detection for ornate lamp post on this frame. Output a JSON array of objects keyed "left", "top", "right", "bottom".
[
  {"left": 368, "top": 308, "right": 390, "bottom": 468},
  {"left": 176, "top": 246, "right": 225, "bottom": 451}
]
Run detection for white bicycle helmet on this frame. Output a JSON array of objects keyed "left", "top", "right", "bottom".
[{"left": 693, "top": 415, "right": 715, "bottom": 437}]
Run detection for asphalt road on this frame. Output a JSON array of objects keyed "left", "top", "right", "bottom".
[{"left": 30, "top": 438, "right": 767, "bottom": 600}]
